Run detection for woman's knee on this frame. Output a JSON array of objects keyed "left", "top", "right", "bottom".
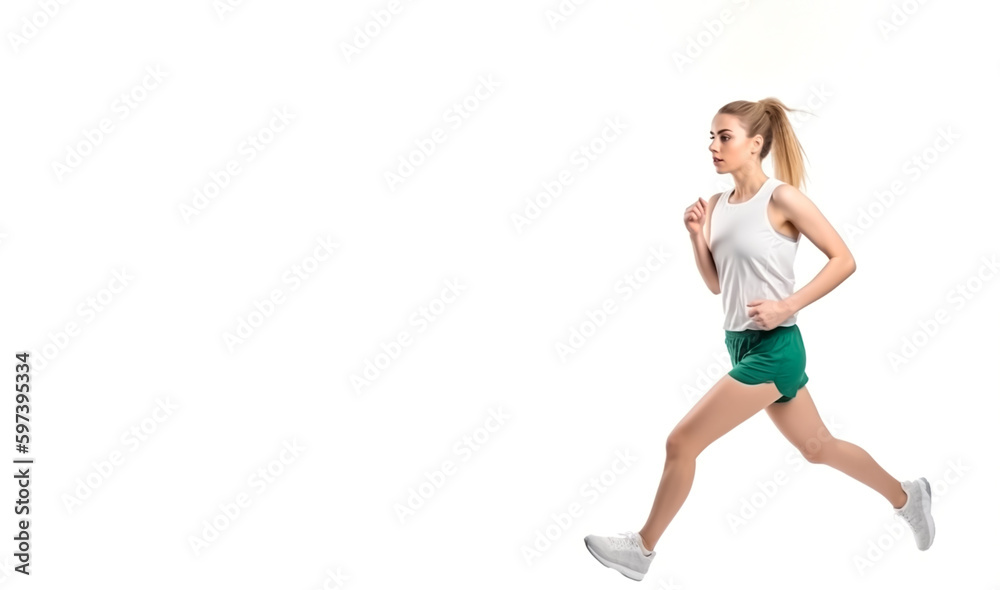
[
  {"left": 665, "top": 428, "right": 701, "bottom": 460},
  {"left": 800, "top": 437, "right": 838, "bottom": 464}
]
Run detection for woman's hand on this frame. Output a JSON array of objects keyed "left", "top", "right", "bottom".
[
  {"left": 684, "top": 197, "right": 708, "bottom": 236},
  {"left": 746, "top": 299, "right": 794, "bottom": 330}
]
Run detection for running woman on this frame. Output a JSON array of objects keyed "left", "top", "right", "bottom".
[{"left": 583, "top": 98, "right": 935, "bottom": 582}]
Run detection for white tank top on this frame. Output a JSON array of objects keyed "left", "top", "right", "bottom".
[{"left": 709, "top": 177, "right": 800, "bottom": 331}]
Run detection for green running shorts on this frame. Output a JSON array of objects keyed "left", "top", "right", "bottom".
[{"left": 724, "top": 324, "right": 808, "bottom": 403}]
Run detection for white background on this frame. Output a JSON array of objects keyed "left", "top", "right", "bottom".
[{"left": 1, "top": 0, "right": 998, "bottom": 588}]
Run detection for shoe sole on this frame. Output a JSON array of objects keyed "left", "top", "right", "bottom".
[
  {"left": 583, "top": 538, "right": 645, "bottom": 581},
  {"left": 917, "top": 477, "right": 935, "bottom": 550}
]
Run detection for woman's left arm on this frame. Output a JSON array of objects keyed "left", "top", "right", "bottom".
[{"left": 776, "top": 183, "right": 857, "bottom": 317}]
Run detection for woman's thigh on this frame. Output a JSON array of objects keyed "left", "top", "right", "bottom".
[
  {"left": 763, "top": 385, "right": 833, "bottom": 460},
  {"left": 669, "top": 374, "right": 785, "bottom": 458}
]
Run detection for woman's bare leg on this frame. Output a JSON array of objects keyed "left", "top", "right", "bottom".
[
  {"left": 637, "top": 375, "right": 784, "bottom": 551},
  {"left": 764, "top": 385, "right": 907, "bottom": 508}
]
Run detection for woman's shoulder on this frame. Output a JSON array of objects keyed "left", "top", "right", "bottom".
[{"left": 771, "top": 182, "right": 807, "bottom": 201}]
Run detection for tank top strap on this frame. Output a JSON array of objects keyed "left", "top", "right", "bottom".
[{"left": 749, "top": 177, "right": 782, "bottom": 211}]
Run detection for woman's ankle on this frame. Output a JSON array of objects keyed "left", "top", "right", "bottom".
[{"left": 637, "top": 531, "right": 654, "bottom": 553}]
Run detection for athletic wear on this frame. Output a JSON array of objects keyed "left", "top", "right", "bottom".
[
  {"left": 583, "top": 531, "right": 655, "bottom": 581},
  {"left": 725, "top": 324, "right": 808, "bottom": 402},
  {"left": 894, "top": 478, "right": 936, "bottom": 550},
  {"left": 709, "top": 177, "right": 800, "bottom": 332}
]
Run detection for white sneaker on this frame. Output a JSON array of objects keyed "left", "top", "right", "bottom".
[
  {"left": 894, "top": 477, "right": 935, "bottom": 550},
  {"left": 583, "top": 531, "right": 655, "bottom": 581}
]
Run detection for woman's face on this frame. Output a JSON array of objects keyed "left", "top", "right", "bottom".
[{"left": 709, "top": 113, "right": 761, "bottom": 174}]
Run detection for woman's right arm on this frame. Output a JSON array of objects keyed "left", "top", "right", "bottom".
[
  {"left": 689, "top": 231, "right": 721, "bottom": 295},
  {"left": 684, "top": 194, "right": 721, "bottom": 295}
]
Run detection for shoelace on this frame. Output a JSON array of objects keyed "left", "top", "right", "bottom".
[
  {"left": 894, "top": 490, "right": 922, "bottom": 529},
  {"left": 608, "top": 531, "right": 640, "bottom": 551},
  {"left": 899, "top": 504, "right": 925, "bottom": 522}
]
